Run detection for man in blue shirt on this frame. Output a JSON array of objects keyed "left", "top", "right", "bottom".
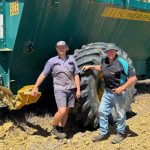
[
  {"left": 31, "top": 41, "right": 80, "bottom": 139},
  {"left": 82, "top": 44, "right": 137, "bottom": 144}
]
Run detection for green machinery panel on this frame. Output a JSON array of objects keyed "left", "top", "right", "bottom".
[
  {"left": 0, "top": 0, "right": 24, "bottom": 87},
  {"left": 0, "top": 0, "right": 150, "bottom": 93}
]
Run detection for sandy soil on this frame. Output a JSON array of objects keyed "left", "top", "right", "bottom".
[{"left": 0, "top": 80, "right": 150, "bottom": 150}]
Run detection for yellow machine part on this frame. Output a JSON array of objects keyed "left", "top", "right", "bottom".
[
  {"left": 97, "top": 73, "right": 104, "bottom": 100},
  {"left": 0, "top": 85, "right": 41, "bottom": 110},
  {"left": 15, "top": 85, "right": 41, "bottom": 109}
]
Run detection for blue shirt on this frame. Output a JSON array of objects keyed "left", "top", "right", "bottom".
[{"left": 42, "top": 55, "right": 80, "bottom": 90}]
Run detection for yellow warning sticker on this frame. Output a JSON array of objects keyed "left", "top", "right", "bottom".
[
  {"left": 102, "top": 7, "right": 150, "bottom": 22},
  {"left": 10, "top": 1, "right": 19, "bottom": 16}
]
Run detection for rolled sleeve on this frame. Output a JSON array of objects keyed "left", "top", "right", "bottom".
[
  {"left": 42, "top": 59, "right": 52, "bottom": 76},
  {"left": 128, "top": 66, "right": 136, "bottom": 78},
  {"left": 72, "top": 57, "right": 80, "bottom": 75}
]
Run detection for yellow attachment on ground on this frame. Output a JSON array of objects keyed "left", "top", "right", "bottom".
[{"left": 0, "top": 85, "right": 41, "bottom": 110}]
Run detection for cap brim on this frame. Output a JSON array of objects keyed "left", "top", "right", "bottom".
[
  {"left": 104, "top": 49, "right": 118, "bottom": 53},
  {"left": 56, "top": 44, "right": 66, "bottom": 46}
]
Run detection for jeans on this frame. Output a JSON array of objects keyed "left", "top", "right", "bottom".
[{"left": 99, "top": 90, "right": 126, "bottom": 135}]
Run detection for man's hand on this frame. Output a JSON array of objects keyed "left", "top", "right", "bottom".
[
  {"left": 112, "top": 86, "right": 125, "bottom": 95},
  {"left": 30, "top": 87, "right": 38, "bottom": 96},
  {"left": 82, "top": 66, "right": 91, "bottom": 71},
  {"left": 76, "top": 90, "right": 80, "bottom": 100}
]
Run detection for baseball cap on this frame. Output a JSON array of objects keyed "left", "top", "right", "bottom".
[
  {"left": 56, "top": 41, "right": 67, "bottom": 46},
  {"left": 104, "top": 43, "right": 119, "bottom": 53}
]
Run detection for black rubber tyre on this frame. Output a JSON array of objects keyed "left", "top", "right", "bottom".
[
  {"left": 73, "top": 42, "right": 136, "bottom": 128},
  {"left": 0, "top": 76, "right": 3, "bottom": 86}
]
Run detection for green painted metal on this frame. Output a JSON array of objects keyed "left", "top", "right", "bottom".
[
  {"left": 5, "top": 1, "right": 24, "bottom": 48},
  {"left": 96, "top": 0, "right": 150, "bottom": 10},
  {"left": 0, "top": 0, "right": 150, "bottom": 93},
  {"left": 0, "top": 0, "right": 24, "bottom": 87}
]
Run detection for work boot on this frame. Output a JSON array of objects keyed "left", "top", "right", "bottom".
[
  {"left": 92, "top": 133, "right": 109, "bottom": 142},
  {"left": 51, "top": 126, "right": 66, "bottom": 139},
  {"left": 111, "top": 133, "right": 125, "bottom": 144},
  {"left": 58, "top": 126, "right": 65, "bottom": 133}
]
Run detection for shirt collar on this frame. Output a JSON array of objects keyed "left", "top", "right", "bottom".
[{"left": 57, "top": 55, "right": 69, "bottom": 61}]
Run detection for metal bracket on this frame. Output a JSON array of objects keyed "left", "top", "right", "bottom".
[{"left": 24, "top": 41, "right": 34, "bottom": 53}]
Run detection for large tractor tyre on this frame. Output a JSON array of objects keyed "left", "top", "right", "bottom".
[
  {"left": 73, "top": 42, "right": 136, "bottom": 128},
  {"left": 0, "top": 76, "right": 3, "bottom": 86}
]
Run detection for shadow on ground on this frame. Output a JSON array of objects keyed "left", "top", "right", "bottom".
[
  {"left": 109, "top": 124, "right": 138, "bottom": 138},
  {"left": 135, "top": 81, "right": 150, "bottom": 94}
]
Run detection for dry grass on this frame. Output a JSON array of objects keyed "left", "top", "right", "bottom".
[{"left": 0, "top": 80, "right": 150, "bottom": 150}]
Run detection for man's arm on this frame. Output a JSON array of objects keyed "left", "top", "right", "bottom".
[
  {"left": 121, "top": 76, "right": 137, "bottom": 91},
  {"left": 82, "top": 65, "right": 101, "bottom": 71},
  {"left": 75, "top": 74, "right": 80, "bottom": 99},
  {"left": 112, "top": 76, "right": 137, "bottom": 95},
  {"left": 31, "top": 73, "right": 46, "bottom": 96}
]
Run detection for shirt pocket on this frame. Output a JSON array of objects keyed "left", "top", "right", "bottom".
[{"left": 67, "top": 61, "right": 74, "bottom": 72}]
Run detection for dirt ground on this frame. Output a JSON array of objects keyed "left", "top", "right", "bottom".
[{"left": 0, "top": 80, "right": 150, "bottom": 150}]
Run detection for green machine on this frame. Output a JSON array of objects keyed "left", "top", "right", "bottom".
[
  {"left": 0, "top": 0, "right": 24, "bottom": 88},
  {"left": 0, "top": 0, "right": 150, "bottom": 90},
  {"left": 0, "top": 0, "right": 150, "bottom": 124}
]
